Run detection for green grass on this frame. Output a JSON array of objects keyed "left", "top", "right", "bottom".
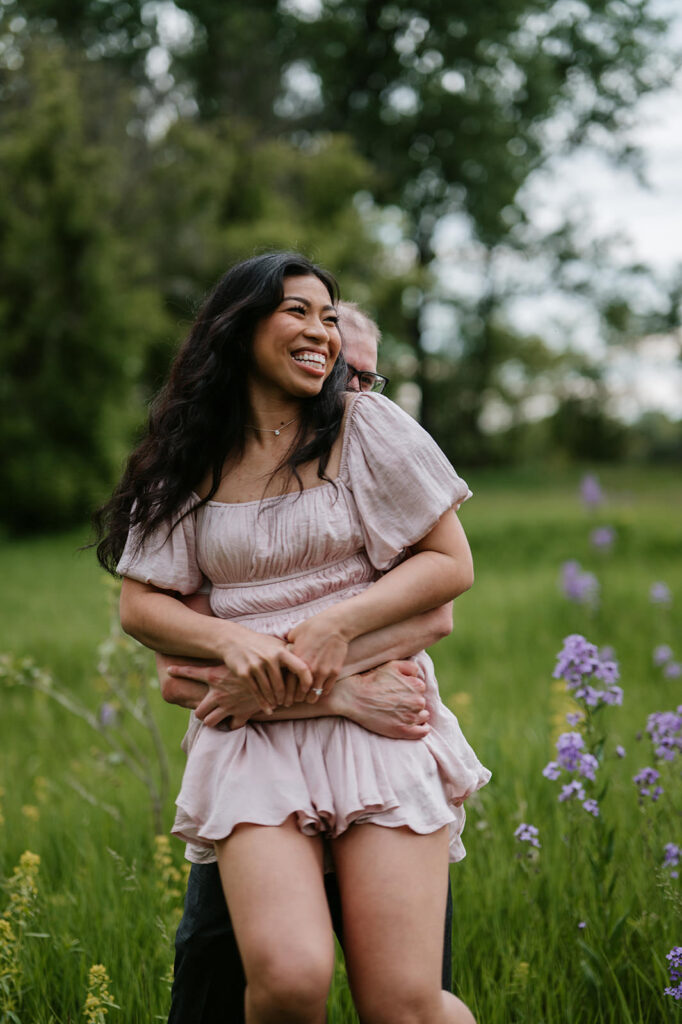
[{"left": 1, "top": 465, "right": 680, "bottom": 1022}]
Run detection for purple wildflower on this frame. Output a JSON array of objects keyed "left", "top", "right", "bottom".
[
  {"left": 664, "top": 662, "right": 682, "bottom": 679},
  {"left": 578, "top": 753, "right": 599, "bottom": 781},
  {"left": 590, "top": 526, "right": 615, "bottom": 551},
  {"left": 559, "top": 779, "right": 586, "bottom": 803},
  {"left": 514, "top": 823, "right": 541, "bottom": 849},
  {"left": 594, "top": 657, "right": 620, "bottom": 685},
  {"left": 580, "top": 474, "right": 603, "bottom": 508},
  {"left": 556, "top": 732, "right": 585, "bottom": 771},
  {"left": 600, "top": 685, "right": 623, "bottom": 706},
  {"left": 663, "top": 843, "right": 681, "bottom": 879},
  {"left": 653, "top": 645, "right": 673, "bottom": 666},
  {"left": 578, "top": 921, "right": 586, "bottom": 929},
  {"left": 553, "top": 636, "right": 622, "bottom": 709},
  {"left": 647, "top": 708, "right": 682, "bottom": 762},
  {"left": 561, "top": 561, "right": 600, "bottom": 607},
  {"left": 99, "top": 702, "right": 118, "bottom": 728},
  {"left": 566, "top": 711, "right": 583, "bottom": 726},
  {"left": 633, "top": 766, "right": 663, "bottom": 801},
  {"left": 554, "top": 634, "right": 601, "bottom": 685},
  {"left": 543, "top": 761, "right": 561, "bottom": 780},
  {"left": 616, "top": 745, "right": 626, "bottom": 758},
  {"left": 582, "top": 799, "right": 599, "bottom": 817},
  {"left": 665, "top": 947, "right": 682, "bottom": 1000},
  {"left": 650, "top": 582, "right": 672, "bottom": 605}
]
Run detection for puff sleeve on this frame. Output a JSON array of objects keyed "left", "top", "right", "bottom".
[
  {"left": 116, "top": 497, "right": 204, "bottom": 595},
  {"left": 342, "top": 393, "right": 472, "bottom": 570}
]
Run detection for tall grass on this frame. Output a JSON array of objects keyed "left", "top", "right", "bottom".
[{"left": 1, "top": 465, "right": 680, "bottom": 1022}]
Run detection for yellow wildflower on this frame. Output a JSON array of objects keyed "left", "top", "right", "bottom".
[
  {"left": 0, "top": 915, "right": 20, "bottom": 1014},
  {"left": 21, "top": 804, "right": 40, "bottom": 823},
  {"left": 34, "top": 776, "right": 49, "bottom": 803},
  {"left": 2, "top": 850, "right": 40, "bottom": 928},
  {"left": 550, "top": 678, "right": 581, "bottom": 743},
  {"left": 154, "top": 835, "right": 183, "bottom": 905},
  {"left": 448, "top": 691, "right": 472, "bottom": 725},
  {"left": 83, "top": 962, "right": 117, "bottom": 1023}
]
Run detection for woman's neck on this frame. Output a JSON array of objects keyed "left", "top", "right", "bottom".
[{"left": 246, "top": 383, "right": 303, "bottom": 437}]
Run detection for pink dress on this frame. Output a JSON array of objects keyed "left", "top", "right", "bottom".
[{"left": 118, "top": 393, "right": 491, "bottom": 864}]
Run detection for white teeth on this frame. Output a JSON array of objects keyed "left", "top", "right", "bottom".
[{"left": 292, "top": 352, "right": 325, "bottom": 366}]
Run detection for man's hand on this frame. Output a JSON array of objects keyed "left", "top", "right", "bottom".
[
  {"left": 194, "top": 682, "right": 262, "bottom": 729},
  {"left": 333, "top": 660, "right": 430, "bottom": 740}
]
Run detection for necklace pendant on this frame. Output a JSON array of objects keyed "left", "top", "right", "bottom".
[{"left": 274, "top": 429, "right": 280, "bottom": 436}]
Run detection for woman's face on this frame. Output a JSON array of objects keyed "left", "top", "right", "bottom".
[{"left": 249, "top": 275, "right": 341, "bottom": 400}]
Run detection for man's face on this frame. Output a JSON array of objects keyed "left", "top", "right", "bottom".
[{"left": 342, "top": 323, "right": 378, "bottom": 389}]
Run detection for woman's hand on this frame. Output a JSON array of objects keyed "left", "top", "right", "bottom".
[
  {"left": 214, "top": 624, "right": 313, "bottom": 712},
  {"left": 286, "top": 612, "right": 350, "bottom": 702}
]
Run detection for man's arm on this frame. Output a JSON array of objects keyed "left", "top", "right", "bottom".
[{"left": 157, "top": 601, "right": 453, "bottom": 710}]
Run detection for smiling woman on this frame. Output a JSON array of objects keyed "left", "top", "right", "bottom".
[{"left": 93, "top": 250, "right": 486, "bottom": 1024}]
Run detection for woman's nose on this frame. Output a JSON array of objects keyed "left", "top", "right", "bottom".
[{"left": 304, "top": 315, "right": 330, "bottom": 341}]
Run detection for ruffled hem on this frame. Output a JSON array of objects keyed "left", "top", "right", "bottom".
[{"left": 172, "top": 667, "right": 490, "bottom": 865}]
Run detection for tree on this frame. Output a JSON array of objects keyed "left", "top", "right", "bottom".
[
  {"left": 283, "top": 0, "right": 673, "bottom": 447},
  {"left": 0, "top": 41, "right": 170, "bottom": 530},
  {"left": 0, "top": 34, "right": 389, "bottom": 530}
]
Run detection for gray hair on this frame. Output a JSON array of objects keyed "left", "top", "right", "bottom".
[{"left": 338, "top": 301, "right": 382, "bottom": 345}]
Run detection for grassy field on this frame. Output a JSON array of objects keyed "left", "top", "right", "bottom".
[{"left": 0, "top": 464, "right": 680, "bottom": 1022}]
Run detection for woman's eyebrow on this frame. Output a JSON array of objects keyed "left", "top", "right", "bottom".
[{"left": 282, "top": 295, "right": 336, "bottom": 312}]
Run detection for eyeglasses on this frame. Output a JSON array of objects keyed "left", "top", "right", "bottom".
[{"left": 346, "top": 364, "right": 389, "bottom": 394}]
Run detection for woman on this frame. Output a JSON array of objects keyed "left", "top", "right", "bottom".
[{"left": 96, "top": 252, "right": 489, "bottom": 1024}]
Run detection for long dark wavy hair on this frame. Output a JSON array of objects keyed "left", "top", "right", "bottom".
[{"left": 94, "top": 251, "right": 345, "bottom": 574}]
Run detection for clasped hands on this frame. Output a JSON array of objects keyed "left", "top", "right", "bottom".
[
  {"left": 168, "top": 609, "right": 350, "bottom": 720},
  {"left": 165, "top": 610, "right": 431, "bottom": 740}
]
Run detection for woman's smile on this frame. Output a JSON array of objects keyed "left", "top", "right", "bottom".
[{"left": 290, "top": 348, "right": 328, "bottom": 376}]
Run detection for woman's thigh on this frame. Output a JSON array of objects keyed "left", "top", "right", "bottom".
[
  {"left": 331, "top": 824, "right": 450, "bottom": 1020},
  {"left": 215, "top": 817, "right": 335, "bottom": 993}
]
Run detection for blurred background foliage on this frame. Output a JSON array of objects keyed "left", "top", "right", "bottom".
[{"left": 1, "top": 0, "right": 681, "bottom": 531}]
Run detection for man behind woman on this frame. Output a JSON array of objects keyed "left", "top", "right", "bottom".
[{"left": 97, "top": 252, "right": 489, "bottom": 1023}]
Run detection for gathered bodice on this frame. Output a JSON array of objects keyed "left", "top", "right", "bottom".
[
  {"left": 194, "top": 484, "right": 378, "bottom": 635},
  {"left": 117, "top": 392, "right": 473, "bottom": 637}
]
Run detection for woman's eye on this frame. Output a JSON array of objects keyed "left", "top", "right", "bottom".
[
  {"left": 286, "top": 305, "right": 307, "bottom": 315},
  {"left": 326, "top": 316, "right": 340, "bottom": 326}
]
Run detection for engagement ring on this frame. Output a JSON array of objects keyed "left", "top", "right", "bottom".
[{"left": 312, "top": 688, "right": 323, "bottom": 696}]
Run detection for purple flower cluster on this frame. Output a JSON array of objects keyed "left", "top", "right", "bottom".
[
  {"left": 663, "top": 843, "right": 681, "bottom": 879},
  {"left": 514, "top": 823, "right": 541, "bottom": 848},
  {"left": 653, "top": 645, "right": 673, "bottom": 666},
  {"left": 544, "top": 636, "right": 628, "bottom": 818},
  {"left": 544, "top": 733, "right": 601, "bottom": 815},
  {"left": 553, "top": 634, "right": 623, "bottom": 709},
  {"left": 590, "top": 526, "right": 615, "bottom": 551},
  {"left": 665, "top": 947, "right": 682, "bottom": 1000},
  {"left": 580, "top": 474, "right": 603, "bottom": 509},
  {"left": 646, "top": 707, "right": 682, "bottom": 762},
  {"left": 650, "top": 581, "right": 672, "bottom": 606},
  {"left": 561, "top": 561, "right": 600, "bottom": 607},
  {"left": 652, "top": 645, "right": 682, "bottom": 678},
  {"left": 633, "top": 766, "right": 663, "bottom": 802}
]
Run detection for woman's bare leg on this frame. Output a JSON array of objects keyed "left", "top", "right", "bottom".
[
  {"left": 215, "top": 817, "right": 334, "bottom": 1024},
  {"left": 332, "top": 824, "right": 476, "bottom": 1024}
]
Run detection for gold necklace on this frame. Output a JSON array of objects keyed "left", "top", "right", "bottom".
[{"left": 247, "top": 416, "right": 297, "bottom": 437}]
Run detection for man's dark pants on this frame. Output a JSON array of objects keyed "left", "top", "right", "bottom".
[{"left": 168, "top": 862, "right": 454, "bottom": 1023}]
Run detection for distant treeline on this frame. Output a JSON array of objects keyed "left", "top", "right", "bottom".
[{"left": 1, "top": 3, "right": 680, "bottom": 531}]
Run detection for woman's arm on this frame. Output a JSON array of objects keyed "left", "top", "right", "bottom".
[
  {"left": 159, "top": 600, "right": 453, "bottom": 709},
  {"left": 119, "top": 577, "right": 311, "bottom": 711},
  {"left": 288, "top": 509, "right": 472, "bottom": 697}
]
